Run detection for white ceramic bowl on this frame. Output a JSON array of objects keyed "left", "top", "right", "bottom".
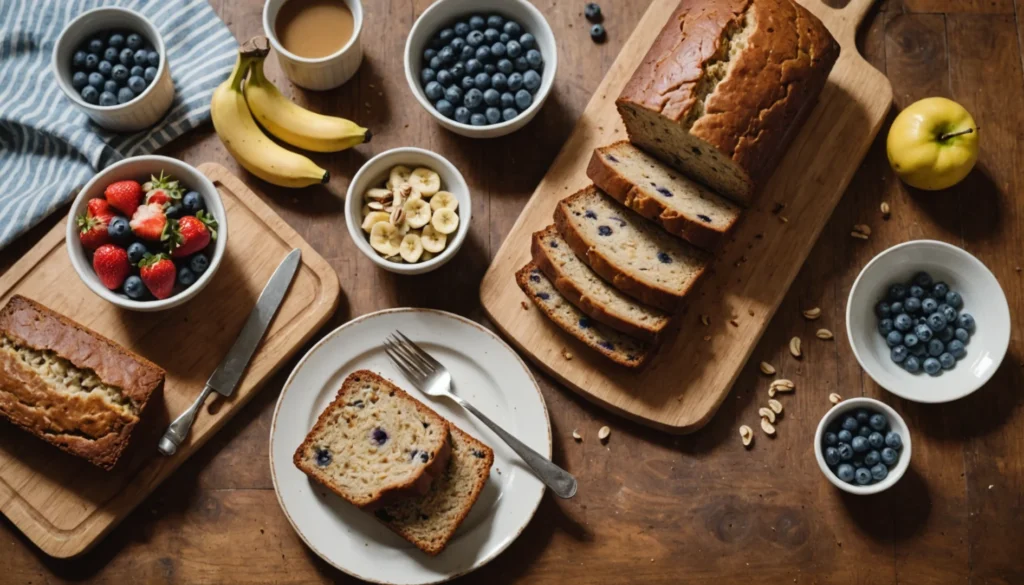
[
  {"left": 814, "top": 397, "right": 912, "bottom": 495},
  {"left": 345, "top": 147, "right": 470, "bottom": 275},
  {"left": 847, "top": 240, "right": 1010, "bottom": 403},
  {"left": 53, "top": 7, "right": 174, "bottom": 132},
  {"left": 66, "top": 155, "right": 228, "bottom": 312},
  {"left": 404, "top": 0, "right": 557, "bottom": 138},
  {"left": 263, "top": 0, "right": 364, "bottom": 90}
]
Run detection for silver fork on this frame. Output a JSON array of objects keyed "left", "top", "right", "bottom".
[{"left": 385, "top": 331, "right": 577, "bottom": 499}]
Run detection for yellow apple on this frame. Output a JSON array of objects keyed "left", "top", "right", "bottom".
[{"left": 886, "top": 97, "right": 979, "bottom": 191}]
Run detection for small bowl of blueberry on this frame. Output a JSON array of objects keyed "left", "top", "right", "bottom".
[
  {"left": 53, "top": 6, "right": 174, "bottom": 132},
  {"left": 847, "top": 240, "right": 1011, "bottom": 403},
  {"left": 815, "top": 397, "right": 911, "bottom": 495},
  {"left": 404, "top": 0, "right": 557, "bottom": 138}
]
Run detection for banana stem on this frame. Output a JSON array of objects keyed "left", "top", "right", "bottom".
[
  {"left": 229, "top": 37, "right": 271, "bottom": 92},
  {"left": 939, "top": 128, "right": 974, "bottom": 141}
]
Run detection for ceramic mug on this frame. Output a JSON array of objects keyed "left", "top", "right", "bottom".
[{"left": 262, "top": 0, "right": 364, "bottom": 91}]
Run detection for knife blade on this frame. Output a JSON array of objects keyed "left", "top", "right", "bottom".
[{"left": 157, "top": 249, "right": 301, "bottom": 456}]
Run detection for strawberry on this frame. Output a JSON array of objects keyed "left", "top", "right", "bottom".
[
  {"left": 75, "top": 198, "right": 115, "bottom": 250},
  {"left": 104, "top": 180, "right": 143, "bottom": 216},
  {"left": 129, "top": 202, "right": 168, "bottom": 241},
  {"left": 92, "top": 244, "right": 130, "bottom": 290},
  {"left": 87, "top": 198, "right": 115, "bottom": 223},
  {"left": 139, "top": 253, "right": 176, "bottom": 299},
  {"left": 144, "top": 172, "right": 182, "bottom": 207},
  {"left": 167, "top": 211, "right": 218, "bottom": 258}
]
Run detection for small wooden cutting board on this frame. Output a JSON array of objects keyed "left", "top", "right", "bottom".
[
  {"left": 480, "top": 0, "right": 892, "bottom": 433},
  {"left": 0, "top": 163, "right": 339, "bottom": 557}
]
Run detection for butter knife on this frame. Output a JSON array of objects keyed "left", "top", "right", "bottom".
[{"left": 158, "top": 249, "right": 302, "bottom": 456}]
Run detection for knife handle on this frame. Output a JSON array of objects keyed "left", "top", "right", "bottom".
[{"left": 158, "top": 385, "right": 214, "bottom": 456}]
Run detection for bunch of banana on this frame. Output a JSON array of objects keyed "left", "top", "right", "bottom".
[{"left": 210, "top": 37, "right": 371, "bottom": 188}]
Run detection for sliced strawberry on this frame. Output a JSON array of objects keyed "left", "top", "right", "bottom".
[
  {"left": 129, "top": 203, "right": 168, "bottom": 241},
  {"left": 86, "top": 198, "right": 115, "bottom": 224},
  {"left": 92, "top": 244, "right": 130, "bottom": 290},
  {"left": 139, "top": 253, "right": 176, "bottom": 299},
  {"left": 104, "top": 180, "right": 143, "bottom": 216},
  {"left": 143, "top": 172, "right": 182, "bottom": 207},
  {"left": 168, "top": 211, "right": 218, "bottom": 258}
]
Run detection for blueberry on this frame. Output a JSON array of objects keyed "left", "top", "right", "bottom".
[
  {"left": 108, "top": 33, "right": 125, "bottom": 48},
  {"left": 923, "top": 357, "right": 941, "bottom": 375},
  {"left": 941, "top": 305, "right": 958, "bottom": 323},
  {"left": 449, "top": 55, "right": 465, "bottom": 73},
  {"left": 890, "top": 345, "right": 908, "bottom": 363},
  {"left": 938, "top": 352, "right": 955, "bottom": 369},
  {"left": 904, "top": 296, "right": 921, "bottom": 313},
  {"left": 104, "top": 47, "right": 119, "bottom": 63},
  {"left": 86, "top": 72, "right": 104, "bottom": 90},
  {"left": 371, "top": 427, "right": 389, "bottom": 445},
  {"left": 590, "top": 23, "right": 607, "bottom": 42},
  {"left": 423, "top": 48, "right": 437, "bottom": 63},
  {"left": 852, "top": 467, "right": 871, "bottom": 485},
  {"left": 515, "top": 55, "right": 530, "bottom": 71},
  {"left": 487, "top": 14, "right": 504, "bottom": 28},
  {"left": 851, "top": 435, "right": 869, "bottom": 453},
  {"left": 913, "top": 323, "right": 933, "bottom": 342},
  {"left": 954, "top": 328, "right": 969, "bottom": 344},
  {"left": 436, "top": 69, "right": 453, "bottom": 87},
  {"left": 123, "top": 275, "right": 145, "bottom": 299},
  {"left": 837, "top": 463, "right": 855, "bottom": 482},
  {"left": 852, "top": 410, "right": 868, "bottom": 424},
  {"left": 468, "top": 72, "right": 486, "bottom": 90},
  {"left": 454, "top": 21, "right": 470, "bottom": 37},
  {"left": 129, "top": 63, "right": 143, "bottom": 77},
  {"left": 526, "top": 49, "right": 543, "bottom": 69},
  {"left": 463, "top": 87, "right": 483, "bottom": 109},
  {"left": 932, "top": 281, "right": 949, "bottom": 298},
  {"left": 585, "top": 2, "right": 603, "bottom": 21},
  {"left": 866, "top": 414, "right": 885, "bottom": 432},
  {"left": 859, "top": 426, "right": 873, "bottom": 438},
  {"left": 444, "top": 84, "right": 464, "bottom": 104},
  {"left": 926, "top": 312, "right": 947, "bottom": 331},
  {"left": 469, "top": 15, "right": 486, "bottom": 30},
  {"left": 111, "top": 64, "right": 129, "bottom": 82},
  {"left": 107, "top": 216, "right": 130, "bottom": 241},
  {"left": 449, "top": 105, "right": 469, "bottom": 124},
  {"left": 515, "top": 89, "right": 532, "bottom": 110},
  {"left": 435, "top": 98, "right": 455, "bottom": 118},
  {"left": 865, "top": 449, "right": 881, "bottom": 466},
  {"left": 429, "top": 55, "right": 444, "bottom": 70},
  {"left": 73, "top": 50, "right": 88, "bottom": 68},
  {"left": 914, "top": 271, "right": 933, "bottom": 288},
  {"left": 903, "top": 356, "right": 921, "bottom": 373},
  {"left": 825, "top": 446, "right": 840, "bottom": 466},
  {"left": 908, "top": 285, "right": 924, "bottom": 299},
  {"left": 115, "top": 87, "right": 134, "bottom": 104},
  {"left": 160, "top": 204, "right": 181, "bottom": 220},
  {"left": 495, "top": 92, "right": 514, "bottom": 110},
  {"left": 500, "top": 40, "right": 521, "bottom": 61},
  {"left": 893, "top": 314, "right": 912, "bottom": 332},
  {"left": 81, "top": 86, "right": 99, "bottom": 104},
  {"left": 869, "top": 463, "right": 888, "bottom": 481},
  {"left": 866, "top": 432, "right": 884, "bottom": 450},
  {"left": 840, "top": 416, "right": 858, "bottom": 432},
  {"left": 460, "top": 45, "right": 475, "bottom": 60},
  {"left": 466, "top": 30, "right": 484, "bottom": 47},
  {"left": 97, "top": 91, "right": 116, "bottom": 106},
  {"left": 128, "top": 76, "right": 146, "bottom": 93},
  {"left": 460, "top": 76, "right": 476, "bottom": 92},
  {"left": 878, "top": 318, "right": 893, "bottom": 335},
  {"left": 485, "top": 63, "right": 496, "bottom": 75},
  {"left": 182, "top": 191, "right": 204, "bottom": 213},
  {"left": 938, "top": 326, "right": 955, "bottom": 343},
  {"left": 837, "top": 443, "right": 854, "bottom": 461},
  {"left": 957, "top": 313, "right": 975, "bottom": 331},
  {"left": 470, "top": 112, "right": 487, "bottom": 126},
  {"left": 315, "top": 448, "right": 332, "bottom": 467},
  {"left": 104, "top": 79, "right": 118, "bottom": 93},
  {"left": 886, "top": 330, "right": 903, "bottom": 347},
  {"left": 902, "top": 333, "right": 918, "bottom": 348},
  {"left": 501, "top": 107, "right": 518, "bottom": 121},
  {"left": 491, "top": 72, "right": 508, "bottom": 91},
  {"left": 421, "top": 67, "right": 436, "bottom": 84},
  {"left": 72, "top": 71, "right": 88, "bottom": 89},
  {"left": 921, "top": 297, "right": 938, "bottom": 314},
  {"left": 523, "top": 69, "right": 542, "bottom": 93},
  {"left": 424, "top": 80, "right": 444, "bottom": 101},
  {"left": 119, "top": 48, "right": 134, "bottom": 66},
  {"left": 465, "top": 59, "right": 483, "bottom": 75},
  {"left": 126, "top": 33, "right": 143, "bottom": 50},
  {"left": 499, "top": 20, "right": 519, "bottom": 37},
  {"left": 439, "top": 28, "right": 455, "bottom": 44},
  {"left": 946, "top": 339, "right": 967, "bottom": 360},
  {"left": 824, "top": 432, "right": 838, "bottom": 446},
  {"left": 177, "top": 266, "right": 197, "bottom": 287},
  {"left": 483, "top": 106, "right": 500, "bottom": 124},
  {"left": 518, "top": 32, "right": 536, "bottom": 50},
  {"left": 484, "top": 28, "right": 500, "bottom": 44},
  {"left": 88, "top": 38, "right": 105, "bottom": 54},
  {"left": 496, "top": 59, "right": 514, "bottom": 75},
  {"left": 507, "top": 72, "right": 524, "bottom": 92},
  {"left": 190, "top": 253, "right": 210, "bottom": 274},
  {"left": 500, "top": 33, "right": 510, "bottom": 43},
  {"left": 125, "top": 242, "right": 148, "bottom": 265},
  {"left": 837, "top": 429, "right": 853, "bottom": 443},
  {"left": 881, "top": 447, "right": 899, "bottom": 466},
  {"left": 490, "top": 41, "right": 506, "bottom": 59},
  {"left": 84, "top": 53, "right": 99, "bottom": 70},
  {"left": 889, "top": 284, "right": 907, "bottom": 301},
  {"left": 475, "top": 45, "right": 493, "bottom": 63},
  {"left": 132, "top": 49, "right": 148, "bottom": 66},
  {"left": 885, "top": 431, "right": 902, "bottom": 450},
  {"left": 479, "top": 88, "right": 500, "bottom": 107}
]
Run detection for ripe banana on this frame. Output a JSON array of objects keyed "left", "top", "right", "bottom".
[
  {"left": 244, "top": 41, "right": 371, "bottom": 153},
  {"left": 211, "top": 39, "right": 328, "bottom": 188}
]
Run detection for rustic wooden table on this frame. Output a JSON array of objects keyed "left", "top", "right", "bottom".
[{"left": 2, "top": 0, "right": 1022, "bottom": 583}]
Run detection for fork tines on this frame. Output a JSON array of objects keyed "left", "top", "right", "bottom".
[{"left": 384, "top": 331, "right": 439, "bottom": 384}]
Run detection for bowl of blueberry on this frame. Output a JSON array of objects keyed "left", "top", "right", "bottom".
[
  {"left": 404, "top": 0, "right": 556, "bottom": 138},
  {"left": 815, "top": 397, "right": 911, "bottom": 495},
  {"left": 53, "top": 7, "right": 174, "bottom": 132},
  {"left": 847, "top": 240, "right": 1010, "bottom": 403},
  {"left": 66, "top": 155, "right": 228, "bottom": 312}
]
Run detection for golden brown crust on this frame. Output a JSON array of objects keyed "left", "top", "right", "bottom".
[{"left": 0, "top": 295, "right": 164, "bottom": 470}]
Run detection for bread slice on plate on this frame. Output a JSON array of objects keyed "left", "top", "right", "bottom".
[
  {"left": 374, "top": 423, "right": 493, "bottom": 555},
  {"left": 554, "top": 186, "right": 710, "bottom": 312},
  {"left": 293, "top": 370, "right": 452, "bottom": 508},
  {"left": 516, "top": 262, "right": 652, "bottom": 368},
  {"left": 531, "top": 224, "right": 670, "bottom": 342},
  {"left": 587, "top": 141, "right": 741, "bottom": 249}
]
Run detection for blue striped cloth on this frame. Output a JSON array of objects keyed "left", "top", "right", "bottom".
[{"left": 0, "top": 0, "right": 237, "bottom": 250}]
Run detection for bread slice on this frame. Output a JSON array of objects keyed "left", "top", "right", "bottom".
[
  {"left": 374, "top": 423, "right": 493, "bottom": 555},
  {"left": 0, "top": 295, "right": 164, "bottom": 470},
  {"left": 293, "top": 370, "right": 452, "bottom": 508},
  {"left": 531, "top": 225, "right": 670, "bottom": 342},
  {"left": 516, "top": 263, "right": 652, "bottom": 368},
  {"left": 587, "top": 141, "right": 741, "bottom": 249},
  {"left": 616, "top": 0, "right": 839, "bottom": 203},
  {"left": 554, "top": 186, "right": 710, "bottom": 311}
]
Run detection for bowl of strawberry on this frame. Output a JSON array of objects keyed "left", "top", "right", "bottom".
[{"left": 66, "top": 156, "right": 228, "bottom": 311}]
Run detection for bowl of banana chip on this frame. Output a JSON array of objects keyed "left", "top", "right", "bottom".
[{"left": 345, "top": 147, "right": 471, "bottom": 274}]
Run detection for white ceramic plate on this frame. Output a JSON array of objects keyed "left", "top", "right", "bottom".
[{"left": 270, "top": 309, "right": 550, "bottom": 585}]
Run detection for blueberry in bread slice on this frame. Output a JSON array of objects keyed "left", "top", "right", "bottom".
[
  {"left": 616, "top": 0, "right": 839, "bottom": 204},
  {"left": 374, "top": 423, "right": 493, "bottom": 555},
  {"left": 532, "top": 225, "right": 670, "bottom": 342},
  {"left": 516, "top": 263, "right": 652, "bottom": 368},
  {"left": 293, "top": 370, "right": 452, "bottom": 508},
  {"left": 587, "top": 141, "right": 741, "bottom": 249},
  {"left": 0, "top": 295, "right": 164, "bottom": 470},
  {"left": 554, "top": 186, "right": 709, "bottom": 312}
]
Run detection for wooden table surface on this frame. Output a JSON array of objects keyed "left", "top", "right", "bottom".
[{"left": 2, "top": 0, "right": 1022, "bottom": 583}]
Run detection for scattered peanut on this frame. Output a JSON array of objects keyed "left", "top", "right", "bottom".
[
  {"left": 739, "top": 425, "right": 754, "bottom": 447},
  {"left": 768, "top": 399, "right": 783, "bottom": 414},
  {"left": 759, "top": 361, "right": 776, "bottom": 375},
  {"left": 562, "top": 349, "right": 573, "bottom": 361},
  {"left": 853, "top": 224, "right": 872, "bottom": 236},
  {"left": 572, "top": 429, "right": 582, "bottom": 442},
  {"left": 789, "top": 337, "right": 802, "bottom": 358},
  {"left": 700, "top": 314, "right": 710, "bottom": 327},
  {"left": 816, "top": 328, "right": 835, "bottom": 340},
  {"left": 598, "top": 426, "right": 611, "bottom": 442},
  {"left": 760, "top": 418, "right": 776, "bottom": 436},
  {"left": 880, "top": 201, "right": 891, "bottom": 218},
  {"left": 758, "top": 407, "right": 777, "bottom": 424},
  {"left": 768, "top": 379, "right": 795, "bottom": 397},
  {"left": 829, "top": 393, "right": 842, "bottom": 404},
  {"left": 851, "top": 231, "right": 870, "bottom": 240},
  {"left": 802, "top": 307, "right": 822, "bottom": 320}
]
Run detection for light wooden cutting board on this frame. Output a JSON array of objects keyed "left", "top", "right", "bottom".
[
  {"left": 480, "top": 0, "right": 892, "bottom": 433},
  {"left": 0, "top": 164, "right": 340, "bottom": 557}
]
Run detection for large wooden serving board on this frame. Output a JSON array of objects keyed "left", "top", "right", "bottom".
[
  {"left": 0, "top": 164, "right": 339, "bottom": 557},
  {"left": 481, "top": 0, "right": 892, "bottom": 433}
]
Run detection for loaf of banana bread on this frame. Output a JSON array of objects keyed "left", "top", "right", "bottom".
[{"left": 0, "top": 295, "right": 165, "bottom": 470}]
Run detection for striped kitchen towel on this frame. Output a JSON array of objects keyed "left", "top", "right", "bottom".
[{"left": 0, "top": 0, "right": 237, "bottom": 250}]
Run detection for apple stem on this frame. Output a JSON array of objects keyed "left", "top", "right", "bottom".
[{"left": 939, "top": 128, "right": 975, "bottom": 141}]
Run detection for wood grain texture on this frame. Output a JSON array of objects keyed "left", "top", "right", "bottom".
[
  {"left": 0, "top": 0, "right": 1022, "bottom": 583},
  {"left": 0, "top": 164, "right": 339, "bottom": 558},
  {"left": 479, "top": 0, "right": 894, "bottom": 433}
]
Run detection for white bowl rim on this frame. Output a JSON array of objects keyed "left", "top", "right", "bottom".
[
  {"left": 813, "top": 397, "right": 913, "bottom": 495},
  {"left": 845, "top": 239, "right": 1011, "bottom": 403},
  {"left": 403, "top": 0, "right": 557, "bottom": 133},
  {"left": 52, "top": 6, "right": 168, "bottom": 112},
  {"left": 65, "top": 155, "right": 228, "bottom": 311},
  {"left": 344, "top": 147, "right": 471, "bottom": 274},
  {"left": 262, "top": 0, "right": 364, "bottom": 65}
]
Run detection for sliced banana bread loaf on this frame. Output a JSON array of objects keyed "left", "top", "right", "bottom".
[
  {"left": 374, "top": 423, "right": 493, "bottom": 555},
  {"left": 616, "top": 0, "right": 839, "bottom": 204},
  {"left": 0, "top": 295, "right": 164, "bottom": 470},
  {"left": 294, "top": 370, "right": 452, "bottom": 508},
  {"left": 587, "top": 142, "right": 741, "bottom": 249},
  {"left": 554, "top": 186, "right": 709, "bottom": 311},
  {"left": 516, "top": 263, "right": 652, "bottom": 368},
  {"left": 532, "top": 225, "right": 670, "bottom": 342}
]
